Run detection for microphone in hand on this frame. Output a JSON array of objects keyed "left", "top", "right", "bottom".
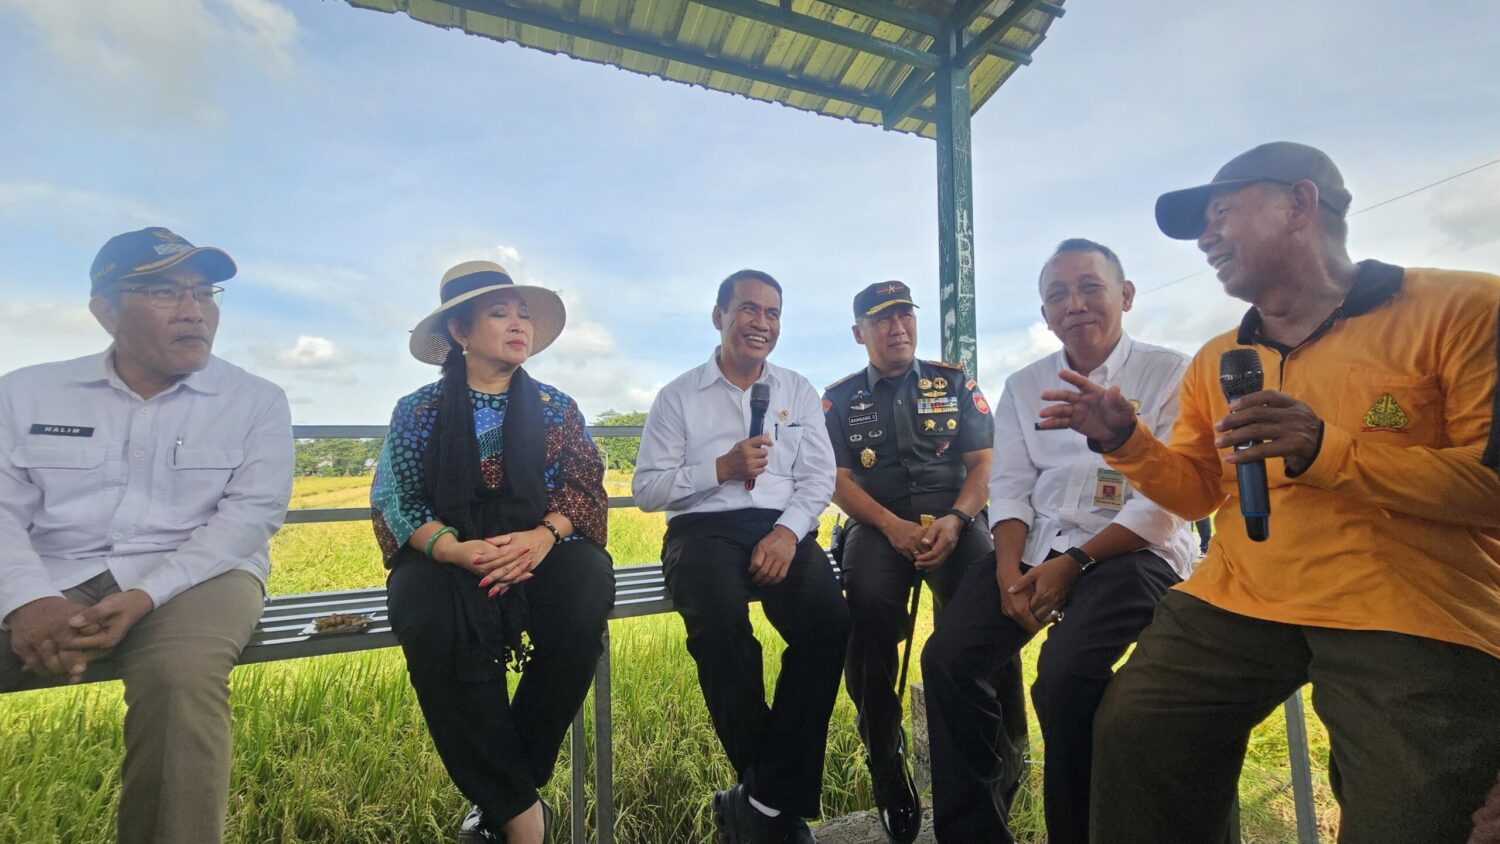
[
  {"left": 1219, "top": 349, "right": 1270, "bottom": 542},
  {"left": 747, "top": 383, "right": 770, "bottom": 490}
]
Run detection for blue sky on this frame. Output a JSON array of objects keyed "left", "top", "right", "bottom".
[{"left": 3, "top": 0, "right": 1499, "bottom": 424}]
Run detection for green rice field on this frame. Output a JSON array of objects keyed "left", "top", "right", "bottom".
[{"left": 0, "top": 474, "right": 1336, "bottom": 842}]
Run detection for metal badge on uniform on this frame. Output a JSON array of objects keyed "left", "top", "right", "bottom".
[
  {"left": 29, "top": 424, "right": 95, "bottom": 437},
  {"left": 851, "top": 400, "right": 874, "bottom": 411},
  {"left": 778, "top": 409, "right": 790, "bottom": 422},
  {"left": 923, "top": 419, "right": 936, "bottom": 432},
  {"left": 945, "top": 418, "right": 957, "bottom": 431},
  {"left": 860, "top": 447, "right": 877, "bottom": 468},
  {"left": 918, "top": 378, "right": 933, "bottom": 390},
  {"left": 1093, "top": 468, "right": 1127, "bottom": 510},
  {"left": 848, "top": 433, "right": 863, "bottom": 443},
  {"left": 848, "top": 412, "right": 879, "bottom": 426},
  {"left": 933, "top": 376, "right": 948, "bottom": 390}
]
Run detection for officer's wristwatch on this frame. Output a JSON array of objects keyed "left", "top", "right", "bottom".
[
  {"left": 945, "top": 508, "right": 976, "bottom": 531},
  {"left": 1063, "top": 546, "right": 1096, "bottom": 572}
]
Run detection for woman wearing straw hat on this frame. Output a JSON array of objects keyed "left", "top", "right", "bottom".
[{"left": 372, "top": 260, "right": 615, "bottom": 843}]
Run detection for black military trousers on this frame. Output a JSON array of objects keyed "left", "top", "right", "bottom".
[
  {"left": 841, "top": 518, "right": 989, "bottom": 767},
  {"left": 662, "top": 509, "right": 851, "bottom": 819},
  {"left": 921, "top": 549, "right": 1177, "bottom": 844},
  {"left": 387, "top": 539, "right": 616, "bottom": 825}
]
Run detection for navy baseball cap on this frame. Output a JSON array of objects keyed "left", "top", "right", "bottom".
[
  {"left": 853, "top": 281, "right": 919, "bottom": 320},
  {"left": 1155, "top": 142, "right": 1353, "bottom": 240},
  {"left": 89, "top": 227, "right": 237, "bottom": 295}
]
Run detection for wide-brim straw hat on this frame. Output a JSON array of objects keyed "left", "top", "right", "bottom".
[{"left": 409, "top": 260, "right": 567, "bottom": 365}]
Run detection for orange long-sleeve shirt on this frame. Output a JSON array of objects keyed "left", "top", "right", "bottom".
[{"left": 1105, "top": 261, "right": 1500, "bottom": 658}]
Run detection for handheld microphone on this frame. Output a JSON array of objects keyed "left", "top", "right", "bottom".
[
  {"left": 1219, "top": 349, "right": 1270, "bottom": 542},
  {"left": 747, "top": 383, "right": 770, "bottom": 490}
]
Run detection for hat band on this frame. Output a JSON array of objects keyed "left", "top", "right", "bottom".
[{"left": 441, "top": 271, "right": 513, "bottom": 303}]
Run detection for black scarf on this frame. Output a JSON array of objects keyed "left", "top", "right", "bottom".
[{"left": 424, "top": 346, "right": 548, "bottom": 678}]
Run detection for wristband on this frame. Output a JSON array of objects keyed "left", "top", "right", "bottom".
[
  {"left": 540, "top": 519, "right": 565, "bottom": 545},
  {"left": 425, "top": 526, "right": 458, "bottom": 559}
]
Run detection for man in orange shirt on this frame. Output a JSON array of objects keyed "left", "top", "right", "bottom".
[{"left": 1039, "top": 142, "right": 1500, "bottom": 842}]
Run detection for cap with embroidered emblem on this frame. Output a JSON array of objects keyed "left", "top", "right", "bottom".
[
  {"left": 853, "top": 281, "right": 919, "bottom": 320},
  {"left": 90, "top": 227, "right": 237, "bottom": 295}
]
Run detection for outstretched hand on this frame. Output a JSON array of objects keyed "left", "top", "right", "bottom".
[{"left": 1038, "top": 370, "right": 1139, "bottom": 450}]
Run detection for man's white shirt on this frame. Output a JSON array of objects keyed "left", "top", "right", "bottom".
[
  {"left": 0, "top": 351, "right": 293, "bottom": 625},
  {"left": 633, "top": 349, "right": 836, "bottom": 540},
  {"left": 988, "top": 333, "right": 1197, "bottom": 579}
]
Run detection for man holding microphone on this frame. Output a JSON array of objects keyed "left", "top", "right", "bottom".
[{"left": 1041, "top": 143, "right": 1500, "bottom": 842}]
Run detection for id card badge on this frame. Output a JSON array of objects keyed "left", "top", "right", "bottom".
[{"left": 1093, "top": 468, "right": 1127, "bottom": 510}]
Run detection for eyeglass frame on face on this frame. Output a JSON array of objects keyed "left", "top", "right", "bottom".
[{"left": 113, "top": 281, "right": 225, "bottom": 310}]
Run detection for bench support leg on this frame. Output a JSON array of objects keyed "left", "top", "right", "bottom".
[
  {"left": 594, "top": 628, "right": 614, "bottom": 844},
  {"left": 1284, "top": 689, "right": 1319, "bottom": 844},
  {"left": 571, "top": 703, "right": 586, "bottom": 843}
]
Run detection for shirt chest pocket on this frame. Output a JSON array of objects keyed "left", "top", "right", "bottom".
[
  {"left": 769, "top": 427, "right": 805, "bottom": 475},
  {"left": 11, "top": 445, "right": 112, "bottom": 513},
  {"left": 1337, "top": 370, "right": 1446, "bottom": 448},
  {"left": 169, "top": 447, "right": 245, "bottom": 521}
]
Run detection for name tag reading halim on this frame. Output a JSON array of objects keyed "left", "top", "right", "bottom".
[{"left": 29, "top": 424, "right": 95, "bottom": 438}]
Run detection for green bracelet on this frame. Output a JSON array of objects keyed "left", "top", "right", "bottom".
[{"left": 424, "top": 526, "right": 458, "bottom": 559}]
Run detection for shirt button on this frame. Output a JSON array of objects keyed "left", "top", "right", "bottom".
[
  {"left": 896, "top": 399, "right": 903, "bottom": 405},
  {"left": 110, "top": 531, "right": 123, "bottom": 540},
  {"left": 140, "top": 407, "right": 151, "bottom": 415},
  {"left": 132, "top": 449, "right": 144, "bottom": 459}
]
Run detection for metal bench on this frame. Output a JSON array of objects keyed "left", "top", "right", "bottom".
[{"left": 7, "top": 423, "right": 1321, "bottom": 844}]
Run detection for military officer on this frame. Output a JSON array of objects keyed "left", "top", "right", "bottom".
[{"left": 822, "top": 281, "right": 1026, "bottom": 844}]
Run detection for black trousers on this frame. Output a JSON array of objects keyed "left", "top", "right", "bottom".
[
  {"left": 1092, "top": 590, "right": 1500, "bottom": 844},
  {"left": 387, "top": 538, "right": 615, "bottom": 824},
  {"left": 662, "top": 509, "right": 851, "bottom": 819},
  {"left": 921, "top": 549, "right": 1177, "bottom": 844},
  {"left": 841, "top": 518, "right": 990, "bottom": 766}
]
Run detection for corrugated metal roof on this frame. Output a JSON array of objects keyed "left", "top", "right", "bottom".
[{"left": 339, "top": 0, "right": 1063, "bottom": 137}]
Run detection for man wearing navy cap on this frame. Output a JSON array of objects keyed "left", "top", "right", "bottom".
[
  {"left": 822, "top": 282, "right": 1025, "bottom": 843},
  {"left": 0, "top": 228, "right": 293, "bottom": 843}
]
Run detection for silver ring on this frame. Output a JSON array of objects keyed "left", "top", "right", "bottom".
[{"left": 1048, "top": 610, "right": 1063, "bottom": 622}]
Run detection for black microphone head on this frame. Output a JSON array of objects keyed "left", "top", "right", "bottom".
[
  {"left": 750, "top": 382, "right": 771, "bottom": 411},
  {"left": 1219, "top": 348, "right": 1264, "bottom": 401}
]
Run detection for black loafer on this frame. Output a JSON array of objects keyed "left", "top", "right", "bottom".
[
  {"left": 457, "top": 805, "right": 503, "bottom": 843},
  {"left": 870, "top": 753, "right": 922, "bottom": 844},
  {"left": 712, "top": 784, "right": 788, "bottom": 844}
]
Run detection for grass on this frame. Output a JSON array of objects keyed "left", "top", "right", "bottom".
[{"left": 0, "top": 475, "right": 1335, "bottom": 842}]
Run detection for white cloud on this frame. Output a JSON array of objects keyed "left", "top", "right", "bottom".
[
  {"left": 0, "top": 182, "right": 170, "bottom": 227},
  {"left": 978, "top": 322, "right": 1063, "bottom": 385},
  {"left": 1, "top": 0, "right": 301, "bottom": 128},
  {"left": 0, "top": 300, "right": 100, "bottom": 336},
  {"left": 276, "top": 335, "right": 341, "bottom": 368},
  {"left": 1426, "top": 166, "right": 1500, "bottom": 250}
]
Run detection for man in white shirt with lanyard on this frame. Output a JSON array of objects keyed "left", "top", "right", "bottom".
[
  {"left": 921, "top": 239, "right": 1195, "bottom": 843},
  {"left": 635, "top": 269, "right": 846, "bottom": 844},
  {"left": 0, "top": 227, "right": 293, "bottom": 844}
]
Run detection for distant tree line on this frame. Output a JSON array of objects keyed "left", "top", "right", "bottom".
[
  {"left": 294, "top": 409, "right": 647, "bottom": 477},
  {"left": 295, "top": 438, "right": 383, "bottom": 477},
  {"left": 593, "top": 409, "right": 647, "bottom": 471}
]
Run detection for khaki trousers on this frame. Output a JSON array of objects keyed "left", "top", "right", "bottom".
[{"left": 1, "top": 569, "right": 264, "bottom": 844}]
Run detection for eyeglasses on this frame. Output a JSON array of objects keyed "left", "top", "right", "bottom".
[{"left": 118, "top": 284, "right": 225, "bottom": 309}]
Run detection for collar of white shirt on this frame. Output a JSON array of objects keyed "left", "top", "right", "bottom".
[
  {"left": 694, "top": 347, "right": 779, "bottom": 392},
  {"left": 1052, "top": 331, "right": 1135, "bottom": 384},
  {"left": 64, "top": 350, "right": 224, "bottom": 397}
]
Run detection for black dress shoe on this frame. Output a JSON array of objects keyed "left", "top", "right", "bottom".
[
  {"left": 785, "top": 816, "right": 819, "bottom": 844},
  {"left": 870, "top": 752, "right": 922, "bottom": 844},
  {"left": 457, "top": 805, "right": 503, "bottom": 843},
  {"left": 712, "top": 784, "right": 789, "bottom": 844}
]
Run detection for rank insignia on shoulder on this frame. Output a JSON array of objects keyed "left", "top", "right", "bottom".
[{"left": 860, "top": 447, "right": 876, "bottom": 468}]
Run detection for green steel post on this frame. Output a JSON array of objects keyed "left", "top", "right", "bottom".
[{"left": 933, "top": 27, "right": 978, "bottom": 379}]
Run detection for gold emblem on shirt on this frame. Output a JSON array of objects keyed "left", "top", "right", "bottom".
[
  {"left": 860, "top": 447, "right": 876, "bottom": 468},
  {"left": 918, "top": 378, "right": 933, "bottom": 390},
  {"left": 933, "top": 376, "right": 948, "bottom": 390},
  {"left": 945, "top": 418, "right": 957, "bottom": 431},
  {"left": 1362, "top": 393, "right": 1411, "bottom": 433},
  {"left": 923, "top": 419, "right": 936, "bottom": 432}
]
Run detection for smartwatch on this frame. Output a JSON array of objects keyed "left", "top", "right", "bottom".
[
  {"left": 1063, "top": 546, "right": 1096, "bottom": 572},
  {"left": 945, "top": 508, "right": 976, "bottom": 531}
]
